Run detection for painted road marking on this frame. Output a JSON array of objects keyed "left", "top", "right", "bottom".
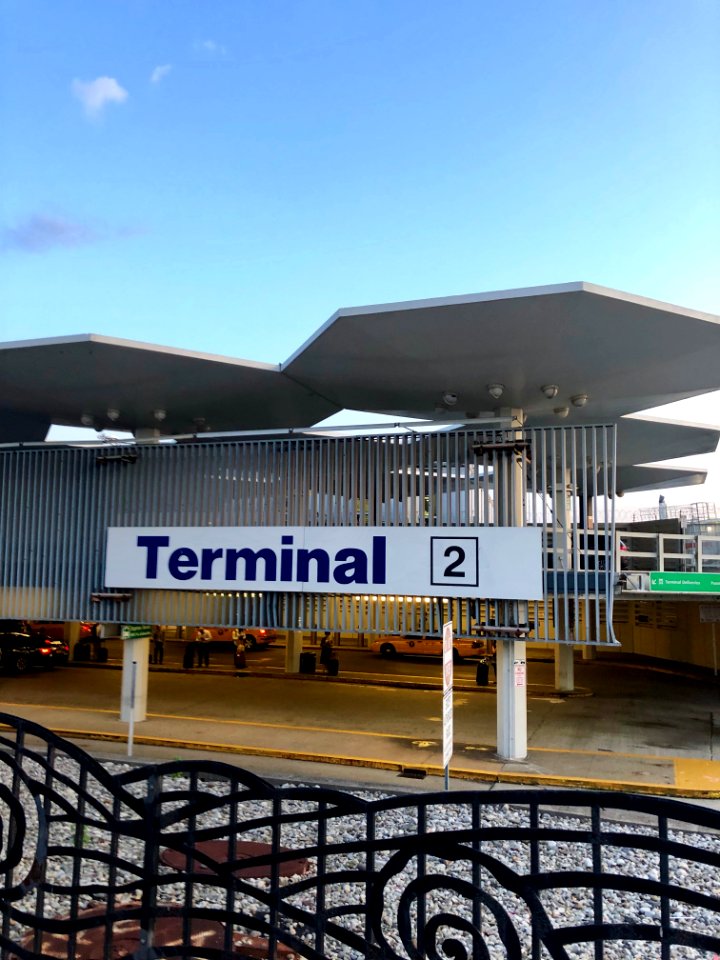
[{"left": 674, "top": 758, "right": 720, "bottom": 791}]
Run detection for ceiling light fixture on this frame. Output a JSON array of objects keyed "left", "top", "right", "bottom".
[
  {"left": 541, "top": 384, "right": 559, "bottom": 399},
  {"left": 441, "top": 391, "right": 458, "bottom": 407},
  {"left": 153, "top": 409, "right": 167, "bottom": 422},
  {"left": 487, "top": 383, "right": 504, "bottom": 401},
  {"left": 106, "top": 408, "right": 120, "bottom": 422},
  {"left": 554, "top": 406, "right": 570, "bottom": 419},
  {"left": 80, "top": 413, "right": 95, "bottom": 427},
  {"left": 571, "top": 394, "right": 589, "bottom": 407}
]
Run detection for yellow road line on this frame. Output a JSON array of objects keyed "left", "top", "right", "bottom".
[
  {"left": 2, "top": 702, "right": 407, "bottom": 740},
  {"left": 11, "top": 724, "right": 719, "bottom": 798}
]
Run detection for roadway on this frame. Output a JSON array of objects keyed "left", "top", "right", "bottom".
[{"left": 2, "top": 640, "right": 720, "bottom": 798}]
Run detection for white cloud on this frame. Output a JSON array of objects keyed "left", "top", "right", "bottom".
[
  {"left": 150, "top": 64, "right": 172, "bottom": 84},
  {"left": 72, "top": 76, "right": 128, "bottom": 118},
  {"left": 195, "top": 39, "right": 227, "bottom": 57}
]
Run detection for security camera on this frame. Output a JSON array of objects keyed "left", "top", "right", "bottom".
[
  {"left": 541, "top": 384, "right": 559, "bottom": 400},
  {"left": 441, "top": 392, "right": 458, "bottom": 407},
  {"left": 487, "top": 383, "right": 504, "bottom": 401}
]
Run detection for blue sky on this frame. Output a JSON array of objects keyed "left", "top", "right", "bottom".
[{"left": 2, "top": 0, "right": 720, "bottom": 510}]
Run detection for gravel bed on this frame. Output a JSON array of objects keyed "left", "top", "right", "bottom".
[{"left": 2, "top": 754, "right": 720, "bottom": 959}]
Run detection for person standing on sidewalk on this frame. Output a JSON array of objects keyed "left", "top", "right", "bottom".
[
  {"left": 152, "top": 625, "right": 165, "bottom": 665},
  {"left": 319, "top": 632, "right": 333, "bottom": 672},
  {"left": 89, "top": 623, "right": 102, "bottom": 661},
  {"left": 196, "top": 627, "right": 210, "bottom": 667}
]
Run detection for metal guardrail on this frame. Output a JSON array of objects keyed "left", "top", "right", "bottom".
[
  {"left": 615, "top": 530, "right": 720, "bottom": 575},
  {"left": 1, "top": 714, "right": 719, "bottom": 959}
]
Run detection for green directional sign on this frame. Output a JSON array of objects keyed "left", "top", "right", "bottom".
[
  {"left": 649, "top": 572, "right": 720, "bottom": 594},
  {"left": 121, "top": 624, "right": 153, "bottom": 640}
]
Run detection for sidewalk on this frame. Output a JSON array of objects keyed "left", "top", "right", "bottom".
[{"left": 11, "top": 646, "right": 720, "bottom": 800}]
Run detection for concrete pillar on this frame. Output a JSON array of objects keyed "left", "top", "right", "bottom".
[
  {"left": 497, "top": 639, "right": 527, "bottom": 758},
  {"left": 120, "top": 638, "right": 150, "bottom": 722},
  {"left": 64, "top": 621, "right": 81, "bottom": 644},
  {"left": 135, "top": 427, "right": 161, "bottom": 442},
  {"left": 555, "top": 643, "right": 575, "bottom": 692},
  {"left": 285, "top": 630, "right": 302, "bottom": 673}
]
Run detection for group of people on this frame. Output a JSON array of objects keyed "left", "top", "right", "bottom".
[{"left": 181, "top": 627, "right": 211, "bottom": 669}]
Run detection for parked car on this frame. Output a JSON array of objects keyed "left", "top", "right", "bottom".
[
  {"left": 39, "top": 635, "right": 70, "bottom": 665},
  {"left": 0, "top": 620, "right": 71, "bottom": 664},
  {"left": 200, "top": 627, "right": 281, "bottom": 650},
  {"left": 370, "top": 633, "right": 488, "bottom": 663},
  {"left": 0, "top": 631, "right": 54, "bottom": 673}
]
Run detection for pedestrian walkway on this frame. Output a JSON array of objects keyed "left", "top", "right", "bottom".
[{"left": 6, "top": 646, "right": 720, "bottom": 799}]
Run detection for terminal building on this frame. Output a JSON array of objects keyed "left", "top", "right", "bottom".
[{"left": 1, "top": 281, "right": 719, "bottom": 758}]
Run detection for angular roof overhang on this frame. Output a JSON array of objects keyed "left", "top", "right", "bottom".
[
  {"left": 283, "top": 282, "right": 720, "bottom": 426},
  {"left": 0, "top": 334, "right": 339, "bottom": 437},
  {"left": 0, "top": 283, "right": 718, "bottom": 494}
]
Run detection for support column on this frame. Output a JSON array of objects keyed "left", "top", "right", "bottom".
[
  {"left": 135, "top": 427, "right": 162, "bottom": 442},
  {"left": 555, "top": 643, "right": 575, "bottom": 691},
  {"left": 285, "top": 630, "right": 302, "bottom": 673},
  {"left": 63, "top": 621, "right": 81, "bottom": 644},
  {"left": 497, "top": 637, "right": 527, "bottom": 758},
  {"left": 120, "top": 637, "right": 150, "bottom": 722},
  {"left": 491, "top": 408, "right": 529, "bottom": 762},
  {"left": 551, "top": 465, "right": 575, "bottom": 692}
]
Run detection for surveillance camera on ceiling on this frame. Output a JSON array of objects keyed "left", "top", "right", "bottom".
[
  {"left": 541, "top": 384, "right": 559, "bottom": 400},
  {"left": 487, "top": 383, "right": 504, "bottom": 401},
  {"left": 441, "top": 391, "right": 458, "bottom": 407}
]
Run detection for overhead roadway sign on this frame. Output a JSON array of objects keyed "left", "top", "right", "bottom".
[
  {"left": 649, "top": 572, "right": 720, "bottom": 594},
  {"left": 120, "top": 624, "right": 153, "bottom": 640},
  {"left": 106, "top": 526, "right": 543, "bottom": 600}
]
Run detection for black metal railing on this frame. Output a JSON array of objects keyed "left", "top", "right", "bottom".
[{"left": 1, "top": 712, "right": 719, "bottom": 959}]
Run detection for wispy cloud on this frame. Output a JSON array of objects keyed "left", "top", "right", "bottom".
[
  {"left": 72, "top": 76, "right": 128, "bottom": 118},
  {"left": 150, "top": 64, "right": 172, "bottom": 84},
  {"left": 194, "top": 39, "right": 228, "bottom": 57},
  {"left": 1, "top": 214, "right": 141, "bottom": 253}
]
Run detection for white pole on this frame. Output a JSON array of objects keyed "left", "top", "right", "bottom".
[{"left": 127, "top": 660, "right": 137, "bottom": 757}]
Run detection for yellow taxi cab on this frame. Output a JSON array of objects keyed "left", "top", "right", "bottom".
[{"left": 370, "top": 633, "right": 488, "bottom": 662}]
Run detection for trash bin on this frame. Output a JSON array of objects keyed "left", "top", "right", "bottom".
[
  {"left": 96, "top": 646, "right": 108, "bottom": 663},
  {"left": 299, "top": 651, "right": 316, "bottom": 674},
  {"left": 476, "top": 659, "right": 489, "bottom": 686},
  {"left": 327, "top": 657, "right": 339, "bottom": 677}
]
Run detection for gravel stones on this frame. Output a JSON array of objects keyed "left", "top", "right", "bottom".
[{"left": 1, "top": 753, "right": 720, "bottom": 959}]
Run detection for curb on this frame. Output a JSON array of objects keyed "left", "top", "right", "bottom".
[{"left": 17, "top": 724, "right": 720, "bottom": 801}]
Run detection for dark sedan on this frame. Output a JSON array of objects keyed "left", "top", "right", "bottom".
[
  {"left": 0, "top": 631, "right": 54, "bottom": 673},
  {"left": 0, "top": 619, "right": 69, "bottom": 665}
]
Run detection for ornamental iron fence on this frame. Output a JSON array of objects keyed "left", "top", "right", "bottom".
[{"left": 1, "top": 713, "right": 719, "bottom": 959}]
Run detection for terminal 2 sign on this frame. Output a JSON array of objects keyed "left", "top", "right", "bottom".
[{"left": 105, "top": 526, "right": 543, "bottom": 601}]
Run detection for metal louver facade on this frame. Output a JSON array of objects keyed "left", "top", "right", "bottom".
[{"left": 0, "top": 424, "right": 618, "bottom": 645}]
